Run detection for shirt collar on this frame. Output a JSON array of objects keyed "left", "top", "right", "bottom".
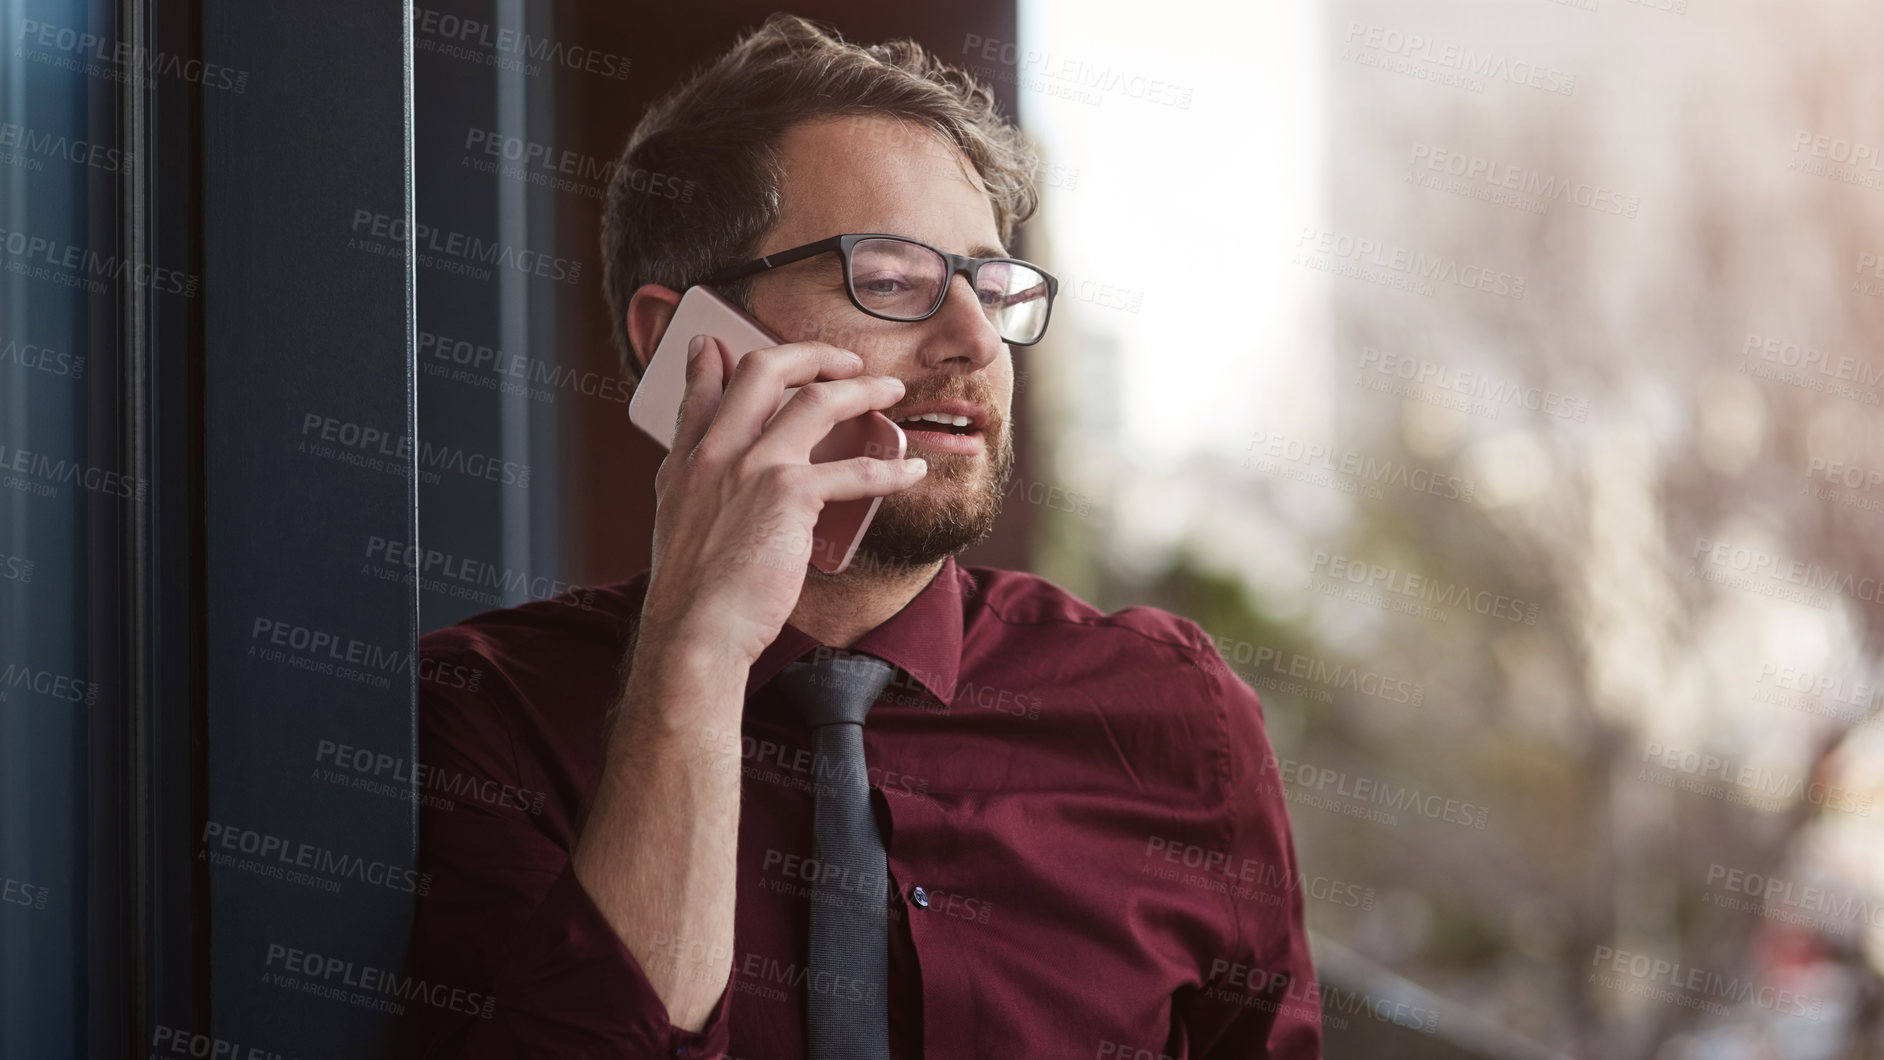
[{"left": 745, "top": 554, "right": 968, "bottom": 706}]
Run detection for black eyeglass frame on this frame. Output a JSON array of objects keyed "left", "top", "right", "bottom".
[{"left": 697, "top": 233, "right": 1060, "bottom": 346}]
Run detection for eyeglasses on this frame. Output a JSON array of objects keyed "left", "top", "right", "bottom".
[{"left": 698, "top": 233, "right": 1059, "bottom": 346}]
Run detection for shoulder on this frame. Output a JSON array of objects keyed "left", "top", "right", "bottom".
[
  {"left": 420, "top": 573, "right": 649, "bottom": 664},
  {"left": 962, "top": 565, "right": 1236, "bottom": 690},
  {"left": 962, "top": 566, "right": 1278, "bottom": 848},
  {"left": 964, "top": 564, "right": 1271, "bottom": 770},
  {"left": 414, "top": 574, "right": 653, "bottom": 799},
  {"left": 417, "top": 572, "right": 650, "bottom": 712}
]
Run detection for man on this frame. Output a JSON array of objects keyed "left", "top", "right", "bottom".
[{"left": 411, "top": 13, "right": 1320, "bottom": 1059}]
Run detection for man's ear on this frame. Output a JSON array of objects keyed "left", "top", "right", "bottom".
[{"left": 626, "top": 284, "right": 684, "bottom": 374}]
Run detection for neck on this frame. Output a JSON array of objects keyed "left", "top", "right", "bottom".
[{"left": 788, "top": 554, "right": 946, "bottom": 648}]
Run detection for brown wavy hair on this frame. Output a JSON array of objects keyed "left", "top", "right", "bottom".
[{"left": 600, "top": 13, "right": 1041, "bottom": 381}]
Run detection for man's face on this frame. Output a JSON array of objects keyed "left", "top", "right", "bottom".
[{"left": 743, "top": 114, "right": 1017, "bottom": 570}]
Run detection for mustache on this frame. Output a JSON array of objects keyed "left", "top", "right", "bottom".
[{"left": 893, "top": 376, "right": 1006, "bottom": 428}]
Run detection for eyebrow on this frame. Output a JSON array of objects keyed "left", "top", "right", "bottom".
[{"left": 967, "top": 243, "right": 1008, "bottom": 259}]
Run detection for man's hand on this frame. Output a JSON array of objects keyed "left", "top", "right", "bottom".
[
  {"left": 571, "top": 332, "right": 925, "bottom": 1033},
  {"left": 638, "top": 333, "right": 927, "bottom": 672}
]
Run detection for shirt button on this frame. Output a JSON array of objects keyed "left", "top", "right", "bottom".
[{"left": 911, "top": 885, "right": 930, "bottom": 908}]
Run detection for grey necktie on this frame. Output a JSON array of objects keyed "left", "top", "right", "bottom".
[{"left": 772, "top": 651, "right": 898, "bottom": 1060}]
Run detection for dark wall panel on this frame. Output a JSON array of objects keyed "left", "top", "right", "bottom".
[{"left": 200, "top": 3, "right": 418, "bottom": 1056}]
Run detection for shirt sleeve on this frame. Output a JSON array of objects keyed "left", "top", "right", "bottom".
[
  {"left": 410, "top": 640, "right": 737, "bottom": 1059},
  {"left": 1176, "top": 639, "right": 1325, "bottom": 1059}
]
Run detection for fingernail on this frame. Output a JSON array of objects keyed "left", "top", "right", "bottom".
[
  {"left": 688, "top": 334, "right": 706, "bottom": 360},
  {"left": 908, "top": 457, "right": 927, "bottom": 473}
]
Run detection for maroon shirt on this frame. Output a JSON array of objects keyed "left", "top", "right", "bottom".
[{"left": 411, "top": 555, "right": 1321, "bottom": 1059}]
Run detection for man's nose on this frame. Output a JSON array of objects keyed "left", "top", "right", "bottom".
[{"left": 919, "top": 274, "right": 1004, "bottom": 372}]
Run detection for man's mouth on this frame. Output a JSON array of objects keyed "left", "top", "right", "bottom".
[
  {"left": 891, "top": 411, "right": 979, "bottom": 436},
  {"left": 886, "top": 402, "right": 990, "bottom": 456}
]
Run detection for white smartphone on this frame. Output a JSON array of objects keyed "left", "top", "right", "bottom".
[{"left": 627, "top": 285, "right": 907, "bottom": 574}]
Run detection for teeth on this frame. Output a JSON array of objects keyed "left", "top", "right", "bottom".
[{"left": 896, "top": 411, "right": 973, "bottom": 428}]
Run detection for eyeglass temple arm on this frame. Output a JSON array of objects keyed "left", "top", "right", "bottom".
[{"left": 698, "top": 236, "right": 848, "bottom": 287}]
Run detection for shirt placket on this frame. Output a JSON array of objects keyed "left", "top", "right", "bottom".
[{"left": 879, "top": 788, "right": 976, "bottom": 1060}]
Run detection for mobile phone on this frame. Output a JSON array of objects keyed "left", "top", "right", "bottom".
[{"left": 627, "top": 284, "right": 907, "bottom": 575}]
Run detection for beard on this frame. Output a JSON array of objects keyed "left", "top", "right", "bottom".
[{"left": 850, "top": 382, "right": 1015, "bottom": 571}]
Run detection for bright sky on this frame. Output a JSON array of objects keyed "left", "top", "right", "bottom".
[{"left": 1019, "top": 0, "right": 1328, "bottom": 463}]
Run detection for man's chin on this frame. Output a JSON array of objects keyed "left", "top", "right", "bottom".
[{"left": 849, "top": 466, "right": 1004, "bottom": 571}]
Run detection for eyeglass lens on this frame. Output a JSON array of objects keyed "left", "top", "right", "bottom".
[{"left": 850, "top": 237, "right": 1051, "bottom": 342}]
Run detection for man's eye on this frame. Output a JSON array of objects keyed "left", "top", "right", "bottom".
[{"left": 859, "top": 276, "right": 911, "bottom": 295}]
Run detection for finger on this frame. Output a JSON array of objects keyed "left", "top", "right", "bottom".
[
  {"left": 790, "top": 454, "right": 928, "bottom": 504},
  {"left": 705, "top": 342, "right": 864, "bottom": 452},
  {"left": 747, "top": 375, "right": 907, "bottom": 463},
  {"left": 670, "top": 334, "right": 726, "bottom": 457}
]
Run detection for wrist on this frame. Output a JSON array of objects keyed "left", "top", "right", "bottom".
[
  {"left": 630, "top": 622, "right": 756, "bottom": 685},
  {"left": 620, "top": 631, "right": 749, "bottom": 733}
]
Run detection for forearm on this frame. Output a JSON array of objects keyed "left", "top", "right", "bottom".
[{"left": 571, "top": 640, "right": 749, "bottom": 1031}]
